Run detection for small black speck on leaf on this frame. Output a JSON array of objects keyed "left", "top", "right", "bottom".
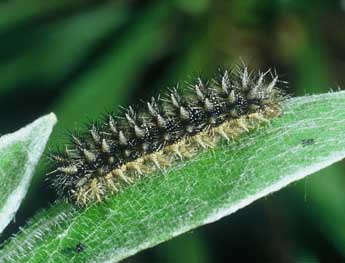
[
  {"left": 301, "top": 138, "right": 315, "bottom": 147},
  {"left": 75, "top": 242, "right": 86, "bottom": 253}
]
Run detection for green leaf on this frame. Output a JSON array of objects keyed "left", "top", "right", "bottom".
[
  {"left": 1, "top": 91, "right": 345, "bottom": 262},
  {"left": 0, "top": 113, "right": 57, "bottom": 234}
]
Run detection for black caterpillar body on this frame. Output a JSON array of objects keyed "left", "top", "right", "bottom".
[{"left": 47, "top": 65, "right": 286, "bottom": 206}]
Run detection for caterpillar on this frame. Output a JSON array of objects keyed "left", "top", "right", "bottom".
[{"left": 47, "top": 64, "right": 286, "bottom": 207}]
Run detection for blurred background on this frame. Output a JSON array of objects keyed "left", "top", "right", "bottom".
[{"left": 0, "top": 0, "right": 345, "bottom": 262}]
